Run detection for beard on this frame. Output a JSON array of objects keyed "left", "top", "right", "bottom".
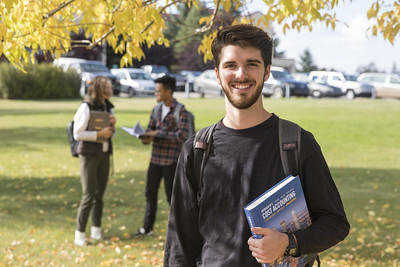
[{"left": 220, "top": 76, "right": 265, "bottom": 110}]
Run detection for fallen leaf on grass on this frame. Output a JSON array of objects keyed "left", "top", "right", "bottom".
[{"left": 384, "top": 246, "right": 395, "bottom": 254}]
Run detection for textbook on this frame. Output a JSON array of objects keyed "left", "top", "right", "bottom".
[
  {"left": 244, "top": 175, "right": 317, "bottom": 267},
  {"left": 121, "top": 121, "right": 146, "bottom": 138},
  {"left": 88, "top": 111, "right": 110, "bottom": 143}
]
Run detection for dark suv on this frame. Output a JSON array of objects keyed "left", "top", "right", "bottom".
[
  {"left": 263, "top": 67, "right": 309, "bottom": 98},
  {"left": 54, "top": 57, "right": 121, "bottom": 96}
]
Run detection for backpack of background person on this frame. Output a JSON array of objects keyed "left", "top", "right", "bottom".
[
  {"left": 67, "top": 120, "right": 79, "bottom": 157},
  {"left": 153, "top": 102, "right": 195, "bottom": 140}
]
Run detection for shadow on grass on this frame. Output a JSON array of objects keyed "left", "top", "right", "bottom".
[
  {"left": 1, "top": 166, "right": 398, "bottom": 227},
  {"left": 0, "top": 127, "right": 152, "bottom": 151},
  {"left": 0, "top": 167, "right": 398, "bottom": 264},
  {"left": 0, "top": 169, "right": 152, "bottom": 233}
]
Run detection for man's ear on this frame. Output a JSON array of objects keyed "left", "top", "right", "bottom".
[
  {"left": 215, "top": 67, "right": 221, "bottom": 85},
  {"left": 264, "top": 65, "right": 271, "bottom": 82}
]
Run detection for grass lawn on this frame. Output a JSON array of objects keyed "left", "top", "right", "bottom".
[{"left": 0, "top": 96, "right": 399, "bottom": 266}]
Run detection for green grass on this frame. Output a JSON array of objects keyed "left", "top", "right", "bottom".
[{"left": 0, "top": 96, "right": 399, "bottom": 266}]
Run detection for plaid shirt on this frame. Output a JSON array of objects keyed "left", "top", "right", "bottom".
[{"left": 147, "top": 99, "right": 189, "bottom": 166}]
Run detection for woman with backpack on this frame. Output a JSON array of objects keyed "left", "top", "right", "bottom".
[{"left": 72, "top": 76, "right": 116, "bottom": 246}]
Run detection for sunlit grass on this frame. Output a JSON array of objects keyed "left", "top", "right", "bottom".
[{"left": 0, "top": 96, "right": 399, "bottom": 266}]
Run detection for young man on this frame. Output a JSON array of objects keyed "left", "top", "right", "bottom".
[
  {"left": 133, "top": 75, "right": 190, "bottom": 236},
  {"left": 164, "top": 24, "right": 350, "bottom": 266}
]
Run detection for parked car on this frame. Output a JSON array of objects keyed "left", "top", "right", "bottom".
[
  {"left": 193, "top": 69, "right": 223, "bottom": 97},
  {"left": 263, "top": 67, "right": 309, "bottom": 98},
  {"left": 140, "top": 64, "right": 186, "bottom": 91},
  {"left": 53, "top": 57, "right": 120, "bottom": 96},
  {"left": 357, "top": 73, "right": 400, "bottom": 99},
  {"left": 141, "top": 65, "right": 169, "bottom": 79},
  {"left": 177, "top": 70, "right": 202, "bottom": 92},
  {"left": 309, "top": 71, "right": 374, "bottom": 99},
  {"left": 110, "top": 68, "right": 155, "bottom": 97},
  {"left": 292, "top": 72, "right": 343, "bottom": 98}
]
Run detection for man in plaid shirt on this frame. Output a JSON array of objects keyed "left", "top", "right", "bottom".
[{"left": 133, "top": 75, "right": 190, "bottom": 237}]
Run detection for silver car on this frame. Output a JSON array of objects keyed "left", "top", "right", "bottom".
[
  {"left": 111, "top": 68, "right": 155, "bottom": 97},
  {"left": 309, "top": 71, "right": 374, "bottom": 100},
  {"left": 193, "top": 69, "right": 223, "bottom": 97},
  {"left": 358, "top": 73, "right": 400, "bottom": 99}
]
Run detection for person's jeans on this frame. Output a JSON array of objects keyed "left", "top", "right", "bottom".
[
  {"left": 76, "top": 152, "right": 110, "bottom": 232},
  {"left": 143, "top": 162, "right": 176, "bottom": 232}
]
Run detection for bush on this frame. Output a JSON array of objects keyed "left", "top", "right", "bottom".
[{"left": 0, "top": 63, "right": 81, "bottom": 99}]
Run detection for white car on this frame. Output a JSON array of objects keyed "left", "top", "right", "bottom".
[
  {"left": 309, "top": 71, "right": 374, "bottom": 99},
  {"left": 53, "top": 57, "right": 120, "bottom": 97},
  {"left": 357, "top": 73, "right": 400, "bottom": 99},
  {"left": 111, "top": 68, "right": 155, "bottom": 97}
]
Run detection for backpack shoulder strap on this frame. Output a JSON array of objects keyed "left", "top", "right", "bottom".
[
  {"left": 278, "top": 118, "right": 301, "bottom": 177},
  {"left": 153, "top": 102, "right": 163, "bottom": 120},
  {"left": 174, "top": 102, "right": 183, "bottom": 126},
  {"left": 192, "top": 123, "right": 218, "bottom": 206}
]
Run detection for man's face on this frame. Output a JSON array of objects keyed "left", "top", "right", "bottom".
[
  {"left": 155, "top": 83, "right": 167, "bottom": 103},
  {"left": 215, "top": 45, "right": 270, "bottom": 110}
]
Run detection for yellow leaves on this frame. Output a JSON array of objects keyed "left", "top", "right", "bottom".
[
  {"left": 384, "top": 246, "right": 395, "bottom": 254},
  {"left": 0, "top": 0, "right": 169, "bottom": 69},
  {"left": 199, "top": 16, "right": 211, "bottom": 26},
  {"left": 198, "top": 31, "right": 217, "bottom": 63},
  {"left": 3, "top": 0, "right": 16, "bottom": 10},
  {"left": 220, "top": 0, "right": 232, "bottom": 13},
  {"left": 366, "top": 1, "right": 400, "bottom": 45},
  {"left": 281, "top": 0, "right": 296, "bottom": 15},
  {"left": 367, "top": 2, "right": 380, "bottom": 19},
  {"left": 1, "top": 0, "right": 400, "bottom": 69}
]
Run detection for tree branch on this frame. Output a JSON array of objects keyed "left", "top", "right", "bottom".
[
  {"left": 87, "top": 26, "right": 116, "bottom": 49},
  {"left": 42, "top": 0, "right": 75, "bottom": 26},
  {"left": 195, "top": 0, "right": 220, "bottom": 33}
]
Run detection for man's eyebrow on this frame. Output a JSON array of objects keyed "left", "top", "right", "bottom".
[
  {"left": 221, "top": 60, "right": 236, "bottom": 65},
  {"left": 247, "top": 59, "right": 262, "bottom": 64},
  {"left": 221, "top": 59, "right": 262, "bottom": 65}
]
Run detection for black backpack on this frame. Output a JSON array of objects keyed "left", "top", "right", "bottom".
[
  {"left": 67, "top": 120, "right": 79, "bottom": 157},
  {"left": 192, "top": 118, "right": 320, "bottom": 267},
  {"left": 192, "top": 118, "right": 300, "bottom": 204}
]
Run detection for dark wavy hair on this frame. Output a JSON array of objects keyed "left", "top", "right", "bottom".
[{"left": 211, "top": 24, "right": 273, "bottom": 69}]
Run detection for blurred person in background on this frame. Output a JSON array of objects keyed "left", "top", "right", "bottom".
[
  {"left": 132, "top": 75, "right": 189, "bottom": 237},
  {"left": 73, "top": 76, "right": 116, "bottom": 246}
]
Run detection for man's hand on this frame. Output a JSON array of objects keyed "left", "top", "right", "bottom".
[
  {"left": 145, "top": 130, "right": 159, "bottom": 137},
  {"left": 141, "top": 130, "right": 158, "bottom": 144},
  {"left": 248, "top": 227, "right": 288, "bottom": 264},
  {"left": 141, "top": 136, "right": 154, "bottom": 144}
]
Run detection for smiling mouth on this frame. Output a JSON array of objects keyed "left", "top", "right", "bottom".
[{"left": 232, "top": 83, "right": 252, "bottom": 90}]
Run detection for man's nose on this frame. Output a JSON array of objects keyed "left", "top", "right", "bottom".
[{"left": 235, "top": 67, "right": 248, "bottom": 80}]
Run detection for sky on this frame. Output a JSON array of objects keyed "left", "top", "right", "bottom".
[{"left": 247, "top": 0, "right": 400, "bottom": 74}]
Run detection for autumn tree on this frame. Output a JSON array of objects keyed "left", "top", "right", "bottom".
[
  {"left": 272, "top": 33, "right": 285, "bottom": 58},
  {"left": 298, "top": 48, "right": 318, "bottom": 72},
  {"left": 0, "top": 0, "right": 399, "bottom": 71},
  {"left": 356, "top": 62, "right": 382, "bottom": 74}
]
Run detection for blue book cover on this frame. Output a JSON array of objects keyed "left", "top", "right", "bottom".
[{"left": 244, "top": 175, "right": 317, "bottom": 267}]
